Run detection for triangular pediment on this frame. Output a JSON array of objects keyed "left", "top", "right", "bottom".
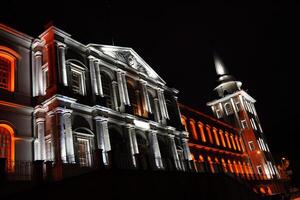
[{"left": 88, "top": 44, "right": 166, "bottom": 84}]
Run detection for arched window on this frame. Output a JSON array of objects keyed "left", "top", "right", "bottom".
[
  {"left": 206, "top": 125, "right": 213, "bottom": 144},
  {"left": 212, "top": 127, "right": 220, "bottom": 146},
  {"left": 230, "top": 134, "right": 237, "bottom": 150},
  {"left": 238, "top": 161, "right": 244, "bottom": 175},
  {"left": 189, "top": 119, "right": 198, "bottom": 140},
  {"left": 181, "top": 116, "right": 188, "bottom": 132},
  {"left": 199, "top": 155, "right": 204, "bottom": 162},
  {"left": 0, "top": 46, "right": 19, "bottom": 92},
  {"left": 233, "top": 161, "right": 239, "bottom": 175},
  {"left": 0, "top": 124, "right": 15, "bottom": 171},
  {"left": 221, "top": 158, "right": 228, "bottom": 173},
  {"left": 225, "top": 132, "right": 232, "bottom": 149},
  {"left": 207, "top": 156, "right": 215, "bottom": 173},
  {"left": 197, "top": 121, "right": 206, "bottom": 142},
  {"left": 235, "top": 136, "right": 241, "bottom": 151},
  {"left": 228, "top": 160, "right": 234, "bottom": 173},
  {"left": 243, "top": 162, "right": 249, "bottom": 178},
  {"left": 101, "top": 72, "right": 114, "bottom": 109},
  {"left": 239, "top": 137, "right": 245, "bottom": 152},
  {"left": 219, "top": 129, "right": 226, "bottom": 147}
]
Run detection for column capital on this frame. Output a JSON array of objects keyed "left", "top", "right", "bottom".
[
  {"left": 167, "top": 134, "right": 175, "bottom": 139},
  {"left": 125, "top": 124, "right": 135, "bottom": 129},
  {"left": 94, "top": 116, "right": 108, "bottom": 122},
  {"left": 47, "top": 107, "right": 72, "bottom": 116},
  {"left": 56, "top": 41, "right": 66, "bottom": 48},
  {"left": 34, "top": 105, "right": 48, "bottom": 115},
  {"left": 36, "top": 117, "right": 46, "bottom": 123},
  {"left": 34, "top": 51, "right": 43, "bottom": 57}
]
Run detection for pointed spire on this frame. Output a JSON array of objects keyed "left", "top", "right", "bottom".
[{"left": 214, "top": 53, "right": 229, "bottom": 76}]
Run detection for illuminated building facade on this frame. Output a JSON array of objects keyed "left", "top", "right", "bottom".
[
  {"left": 0, "top": 23, "right": 191, "bottom": 179},
  {"left": 0, "top": 23, "right": 285, "bottom": 197}
]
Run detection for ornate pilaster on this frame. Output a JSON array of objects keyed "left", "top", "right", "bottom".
[
  {"left": 88, "top": 56, "right": 98, "bottom": 95},
  {"left": 35, "top": 117, "right": 46, "bottom": 160},
  {"left": 126, "top": 125, "right": 138, "bottom": 167},
  {"left": 94, "top": 117, "right": 111, "bottom": 165},
  {"left": 64, "top": 112, "right": 75, "bottom": 163},
  {"left": 148, "top": 131, "right": 163, "bottom": 169},
  {"left": 56, "top": 42, "right": 67, "bottom": 86},
  {"left": 157, "top": 89, "right": 169, "bottom": 120},
  {"left": 112, "top": 81, "right": 119, "bottom": 111},
  {"left": 94, "top": 60, "right": 103, "bottom": 96},
  {"left": 154, "top": 98, "right": 161, "bottom": 123},
  {"left": 34, "top": 51, "right": 43, "bottom": 96},
  {"left": 168, "top": 135, "right": 181, "bottom": 170},
  {"left": 122, "top": 72, "right": 130, "bottom": 105}
]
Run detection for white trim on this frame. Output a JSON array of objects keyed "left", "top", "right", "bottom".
[{"left": 207, "top": 90, "right": 256, "bottom": 106}]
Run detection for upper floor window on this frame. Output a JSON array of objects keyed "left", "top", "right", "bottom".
[
  {"left": 248, "top": 141, "right": 255, "bottom": 151},
  {"left": 241, "top": 119, "right": 248, "bottom": 129},
  {"left": 257, "top": 165, "right": 263, "bottom": 175},
  {"left": 68, "top": 62, "right": 86, "bottom": 96},
  {"left": 235, "top": 99, "right": 241, "bottom": 112},
  {"left": 0, "top": 48, "right": 18, "bottom": 92},
  {"left": 224, "top": 103, "right": 233, "bottom": 115},
  {"left": 216, "top": 109, "right": 222, "bottom": 118},
  {"left": 250, "top": 118, "right": 257, "bottom": 130},
  {"left": 101, "top": 72, "right": 114, "bottom": 109}
]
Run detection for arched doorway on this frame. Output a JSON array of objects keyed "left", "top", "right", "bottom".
[
  {"left": 109, "top": 128, "right": 130, "bottom": 169},
  {"left": 73, "top": 127, "right": 95, "bottom": 167},
  {"left": 157, "top": 136, "right": 174, "bottom": 171},
  {"left": 135, "top": 132, "right": 150, "bottom": 170},
  {"left": 0, "top": 124, "right": 14, "bottom": 171}
]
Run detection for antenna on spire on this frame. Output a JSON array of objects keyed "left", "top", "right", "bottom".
[
  {"left": 105, "top": 0, "right": 115, "bottom": 46},
  {"left": 214, "top": 53, "right": 229, "bottom": 76}
]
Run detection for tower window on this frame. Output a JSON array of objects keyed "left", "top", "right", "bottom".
[
  {"left": 42, "top": 63, "right": 49, "bottom": 94},
  {"left": 250, "top": 118, "right": 257, "bottom": 130},
  {"left": 215, "top": 109, "right": 222, "bottom": 118},
  {"left": 241, "top": 120, "right": 248, "bottom": 129},
  {"left": 224, "top": 103, "right": 233, "bottom": 115},
  {"left": 248, "top": 141, "right": 255, "bottom": 151},
  {"left": 257, "top": 165, "right": 263, "bottom": 175},
  {"left": 235, "top": 100, "right": 241, "bottom": 112}
]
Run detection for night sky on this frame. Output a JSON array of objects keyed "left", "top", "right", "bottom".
[{"left": 1, "top": 1, "right": 299, "bottom": 184}]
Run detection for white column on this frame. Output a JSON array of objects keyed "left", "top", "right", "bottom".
[
  {"left": 64, "top": 112, "right": 75, "bottom": 163},
  {"left": 148, "top": 131, "right": 163, "bottom": 169},
  {"left": 94, "top": 60, "right": 103, "bottom": 97},
  {"left": 140, "top": 80, "right": 152, "bottom": 113},
  {"left": 36, "top": 118, "right": 46, "bottom": 160},
  {"left": 112, "top": 81, "right": 119, "bottom": 111},
  {"left": 168, "top": 135, "right": 181, "bottom": 170},
  {"left": 157, "top": 89, "right": 169, "bottom": 119},
  {"left": 88, "top": 56, "right": 98, "bottom": 95},
  {"left": 117, "top": 71, "right": 126, "bottom": 105},
  {"left": 57, "top": 42, "right": 68, "bottom": 86},
  {"left": 34, "top": 51, "right": 43, "bottom": 96},
  {"left": 126, "top": 125, "right": 138, "bottom": 167},
  {"left": 122, "top": 72, "right": 130, "bottom": 105},
  {"left": 181, "top": 137, "right": 192, "bottom": 161},
  {"left": 154, "top": 98, "right": 161, "bottom": 122},
  {"left": 95, "top": 117, "right": 111, "bottom": 165},
  {"left": 56, "top": 109, "right": 67, "bottom": 163}
]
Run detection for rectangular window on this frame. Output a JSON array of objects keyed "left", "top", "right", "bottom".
[
  {"left": 69, "top": 63, "right": 86, "bottom": 96},
  {"left": 241, "top": 120, "right": 248, "bottom": 129},
  {"left": 248, "top": 141, "right": 255, "bottom": 151},
  {"left": 250, "top": 118, "right": 257, "bottom": 130},
  {"left": 257, "top": 165, "right": 263, "bottom": 175},
  {"left": 216, "top": 109, "right": 222, "bottom": 118}
]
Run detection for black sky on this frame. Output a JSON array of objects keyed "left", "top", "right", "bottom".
[{"left": 1, "top": 1, "right": 299, "bottom": 184}]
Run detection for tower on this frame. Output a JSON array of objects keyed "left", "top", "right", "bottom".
[{"left": 207, "top": 55, "right": 280, "bottom": 181}]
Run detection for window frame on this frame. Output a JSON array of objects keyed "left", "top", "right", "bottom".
[{"left": 69, "top": 63, "right": 86, "bottom": 96}]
